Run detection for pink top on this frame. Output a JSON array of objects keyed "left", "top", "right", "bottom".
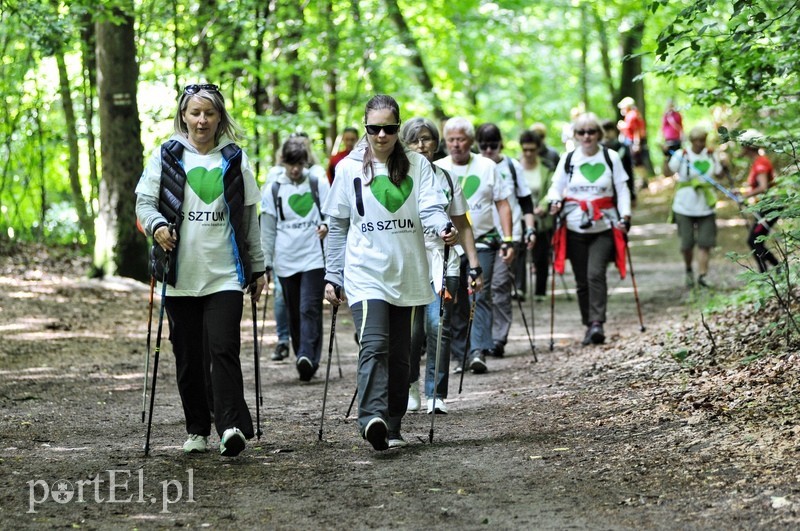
[{"left": 661, "top": 110, "right": 683, "bottom": 142}]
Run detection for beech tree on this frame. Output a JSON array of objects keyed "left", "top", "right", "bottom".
[{"left": 95, "top": 3, "right": 146, "bottom": 279}]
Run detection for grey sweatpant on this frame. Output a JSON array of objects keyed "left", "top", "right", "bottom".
[
  {"left": 491, "top": 251, "right": 515, "bottom": 346},
  {"left": 350, "top": 300, "right": 413, "bottom": 436}
]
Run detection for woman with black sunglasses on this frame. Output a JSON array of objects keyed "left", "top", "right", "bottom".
[
  {"left": 136, "top": 83, "right": 266, "bottom": 457},
  {"left": 546, "top": 112, "right": 632, "bottom": 346},
  {"left": 322, "top": 95, "right": 456, "bottom": 450}
]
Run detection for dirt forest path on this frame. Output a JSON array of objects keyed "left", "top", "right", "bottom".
[{"left": 1, "top": 180, "right": 798, "bottom": 530}]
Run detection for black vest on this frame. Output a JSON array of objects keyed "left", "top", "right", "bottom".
[{"left": 151, "top": 140, "right": 251, "bottom": 287}]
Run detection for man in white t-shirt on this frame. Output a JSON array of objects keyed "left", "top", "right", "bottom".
[
  {"left": 476, "top": 123, "right": 536, "bottom": 359},
  {"left": 435, "top": 117, "right": 514, "bottom": 374}
]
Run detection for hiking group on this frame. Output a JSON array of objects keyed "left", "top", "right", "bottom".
[{"left": 136, "top": 86, "right": 778, "bottom": 456}]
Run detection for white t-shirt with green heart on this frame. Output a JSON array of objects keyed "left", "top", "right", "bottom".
[
  {"left": 434, "top": 154, "right": 511, "bottom": 247},
  {"left": 425, "top": 165, "right": 469, "bottom": 288},
  {"left": 668, "top": 148, "right": 721, "bottom": 217},
  {"left": 262, "top": 168, "right": 330, "bottom": 277},
  {"left": 493, "top": 156, "right": 531, "bottom": 241},
  {"left": 323, "top": 154, "right": 447, "bottom": 306},
  {"left": 136, "top": 137, "right": 261, "bottom": 296},
  {"left": 546, "top": 148, "right": 631, "bottom": 233}
]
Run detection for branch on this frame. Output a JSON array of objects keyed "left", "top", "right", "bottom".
[{"left": 700, "top": 312, "right": 716, "bottom": 361}]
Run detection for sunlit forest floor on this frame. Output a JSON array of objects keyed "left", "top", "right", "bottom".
[{"left": 1, "top": 178, "right": 798, "bottom": 529}]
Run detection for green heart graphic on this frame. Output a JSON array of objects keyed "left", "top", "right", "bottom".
[
  {"left": 371, "top": 175, "right": 413, "bottom": 213},
  {"left": 187, "top": 167, "right": 223, "bottom": 204},
  {"left": 693, "top": 160, "right": 711, "bottom": 174},
  {"left": 579, "top": 163, "right": 606, "bottom": 183},
  {"left": 288, "top": 192, "right": 314, "bottom": 217},
  {"left": 461, "top": 175, "right": 481, "bottom": 199}
]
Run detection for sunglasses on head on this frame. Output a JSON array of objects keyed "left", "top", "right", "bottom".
[
  {"left": 184, "top": 84, "right": 220, "bottom": 95},
  {"left": 479, "top": 142, "right": 500, "bottom": 151},
  {"left": 575, "top": 129, "right": 599, "bottom": 136},
  {"left": 365, "top": 123, "right": 401, "bottom": 136}
]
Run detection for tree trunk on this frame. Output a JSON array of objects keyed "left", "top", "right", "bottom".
[
  {"left": 592, "top": 4, "right": 617, "bottom": 116},
  {"left": 579, "top": 3, "right": 589, "bottom": 110},
  {"left": 80, "top": 13, "right": 99, "bottom": 218},
  {"left": 252, "top": 2, "right": 271, "bottom": 180},
  {"left": 96, "top": 6, "right": 146, "bottom": 280},
  {"left": 383, "top": 0, "right": 446, "bottom": 122},
  {"left": 619, "top": 20, "right": 646, "bottom": 118},
  {"left": 55, "top": 52, "right": 94, "bottom": 245},
  {"left": 324, "top": 0, "right": 339, "bottom": 155}
]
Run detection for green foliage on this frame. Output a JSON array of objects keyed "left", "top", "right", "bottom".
[
  {"left": 653, "top": 0, "right": 800, "bottom": 351},
  {"left": 0, "top": 0, "right": 763, "bottom": 247}
]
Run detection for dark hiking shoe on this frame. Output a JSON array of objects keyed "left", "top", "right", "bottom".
[
  {"left": 697, "top": 274, "right": 711, "bottom": 288},
  {"left": 468, "top": 350, "right": 487, "bottom": 374},
  {"left": 219, "top": 427, "right": 246, "bottom": 457},
  {"left": 581, "top": 327, "right": 593, "bottom": 346},
  {"left": 364, "top": 417, "right": 388, "bottom": 451},
  {"left": 589, "top": 322, "right": 605, "bottom": 345},
  {"left": 296, "top": 356, "right": 315, "bottom": 381},
  {"left": 489, "top": 342, "right": 505, "bottom": 358},
  {"left": 272, "top": 342, "right": 289, "bottom": 361}
]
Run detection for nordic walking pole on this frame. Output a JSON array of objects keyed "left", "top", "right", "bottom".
[
  {"left": 259, "top": 275, "right": 270, "bottom": 363},
  {"left": 345, "top": 386, "right": 358, "bottom": 419},
  {"left": 529, "top": 249, "right": 535, "bottom": 335},
  {"left": 144, "top": 241, "right": 171, "bottom": 457},
  {"left": 333, "top": 315, "right": 343, "bottom": 378},
  {"left": 429, "top": 222, "right": 452, "bottom": 443},
  {"left": 319, "top": 286, "right": 340, "bottom": 441},
  {"left": 509, "top": 271, "right": 537, "bottom": 362},
  {"left": 141, "top": 275, "right": 155, "bottom": 423},
  {"left": 319, "top": 236, "right": 342, "bottom": 378},
  {"left": 607, "top": 205, "right": 645, "bottom": 333},
  {"left": 458, "top": 285, "right": 477, "bottom": 394},
  {"left": 549, "top": 217, "right": 560, "bottom": 352},
  {"left": 624, "top": 238, "right": 646, "bottom": 332},
  {"left": 251, "top": 296, "right": 263, "bottom": 440}
]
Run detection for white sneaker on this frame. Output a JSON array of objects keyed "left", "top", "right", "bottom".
[
  {"left": 426, "top": 398, "right": 448, "bottom": 415},
  {"left": 182, "top": 434, "right": 208, "bottom": 454},
  {"left": 407, "top": 382, "right": 421, "bottom": 412},
  {"left": 388, "top": 435, "right": 408, "bottom": 448},
  {"left": 219, "top": 427, "right": 246, "bottom": 457}
]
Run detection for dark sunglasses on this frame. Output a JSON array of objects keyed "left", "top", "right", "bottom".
[
  {"left": 575, "top": 129, "right": 599, "bottom": 136},
  {"left": 479, "top": 142, "right": 500, "bottom": 151},
  {"left": 184, "top": 84, "right": 220, "bottom": 95},
  {"left": 365, "top": 123, "right": 400, "bottom": 136}
]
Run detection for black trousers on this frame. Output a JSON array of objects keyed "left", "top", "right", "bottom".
[
  {"left": 166, "top": 291, "right": 254, "bottom": 439},
  {"left": 566, "top": 230, "right": 614, "bottom": 326},
  {"left": 279, "top": 268, "right": 325, "bottom": 367},
  {"left": 747, "top": 213, "right": 780, "bottom": 273}
]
